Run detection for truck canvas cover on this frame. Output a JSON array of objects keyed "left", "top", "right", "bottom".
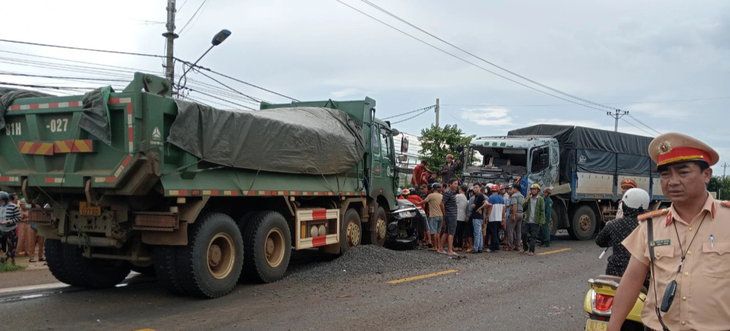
[
  {"left": 168, "top": 100, "right": 366, "bottom": 175},
  {"left": 507, "top": 124, "right": 655, "bottom": 184}
]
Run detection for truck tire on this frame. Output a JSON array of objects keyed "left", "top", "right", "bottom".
[
  {"left": 242, "top": 211, "right": 291, "bottom": 283},
  {"left": 63, "top": 244, "right": 131, "bottom": 288},
  {"left": 176, "top": 212, "right": 244, "bottom": 298},
  {"left": 369, "top": 207, "right": 387, "bottom": 247},
  {"left": 45, "top": 239, "right": 72, "bottom": 285},
  {"left": 568, "top": 206, "right": 597, "bottom": 241},
  {"left": 236, "top": 211, "right": 257, "bottom": 232},
  {"left": 236, "top": 211, "right": 259, "bottom": 284},
  {"left": 341, "top": 208, "right": 362, "bottom": 254},
  {"left": 154, "top": 245, "right": 184, "bottom": 294}
]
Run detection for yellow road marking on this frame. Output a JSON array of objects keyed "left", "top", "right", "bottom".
[
  {"left": 387, "top": 270, "right": 459, "bottom": 284},
  {"left": 133, "top": 329, "right": 155, "bottom": 331},
  {"left": 537, "top": 247, "right": 572, "bottom": 255}
]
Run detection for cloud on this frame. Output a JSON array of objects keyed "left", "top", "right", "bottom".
[
  {"left": 624, "top": 101, "right": 689, "bottom": 120},
  {"left": 460, "top": 107, "right": 513, "bottom": 126},
  {"left": 330, "top": 88, "right": 370, "bottom": 98}
]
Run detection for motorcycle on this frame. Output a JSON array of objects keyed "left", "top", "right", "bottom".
[
  {"left": 583, "top": 248, "right": 646, "bottom": 331},
  {"left": 385, "top": 199, "right": 422, "bottom": 249}
]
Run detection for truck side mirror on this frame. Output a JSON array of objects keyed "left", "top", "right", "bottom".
[{"left": 456, "top": 145, "right": 464, "bottom": 152}]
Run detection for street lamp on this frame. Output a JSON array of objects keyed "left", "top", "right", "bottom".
[{"left": 177, "top": 29, "right": 231, "bottom": 90}]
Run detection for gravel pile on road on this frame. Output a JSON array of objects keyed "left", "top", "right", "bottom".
[{"left": 287, "top": 245, "right": 465, "bottom": 282}]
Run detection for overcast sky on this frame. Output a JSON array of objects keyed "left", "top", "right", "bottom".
[{"left": 1, "top": 0, "right": 729, "bottom": 173}]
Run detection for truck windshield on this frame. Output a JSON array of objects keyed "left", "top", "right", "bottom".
[{"left": 466, "top": 146, "right": 527, "bottom": 176}]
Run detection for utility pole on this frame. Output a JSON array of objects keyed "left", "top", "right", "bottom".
[
  {"left": 722, "top": 162, "right": 728, "bottom": 178},
  {"left": 435, "top": 98, "right": 440, "bottom": 128},
  {"left": 163, "top": 0, "right": 178, "bottom": 83},
  {"left": 607, "top": 109, "right": 629, "bottom": 132}
]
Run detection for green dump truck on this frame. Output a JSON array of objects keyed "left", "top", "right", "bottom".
[{"left": 0, "top": 73, "right": 399, "bottom": 298}]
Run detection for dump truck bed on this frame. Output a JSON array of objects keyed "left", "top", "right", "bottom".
[{"left": 0, "top": 73, "right": 368, "bottom": 198}]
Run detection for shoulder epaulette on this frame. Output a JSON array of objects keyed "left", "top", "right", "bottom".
[{"left": 638, "top": 209, "right": 669, "bottom": 221}]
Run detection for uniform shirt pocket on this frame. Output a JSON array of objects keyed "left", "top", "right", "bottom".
[
  {"left": 646, "top": 245, "right": 676, "bottom": 275},
  {"left": 702, "top": 242, "right": 730, "bottom": 278}
]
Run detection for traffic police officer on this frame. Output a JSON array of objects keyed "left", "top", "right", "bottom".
[{"left": 608, "top": 132, "right": 730, "bottom": 331}]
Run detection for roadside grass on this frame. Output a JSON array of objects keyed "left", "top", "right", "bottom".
[{"left": 0, "top": 261, "right": 26, "bottom": 272}]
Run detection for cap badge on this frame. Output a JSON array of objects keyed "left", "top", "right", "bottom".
[{"left": 659, "top": 141, "right": 672, "bottom": 155}]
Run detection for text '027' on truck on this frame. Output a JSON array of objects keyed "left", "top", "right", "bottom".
[
  {"left": 0, "top": 73, "right": 406, "bottom": 298},
  {"left": 461, "top": 124, "right": 668, "bottom": 241}
]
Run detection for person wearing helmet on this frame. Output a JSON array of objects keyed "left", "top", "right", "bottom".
[
  {"left": 539, "top": 187, "right": 554, "bottom": 247},
  {"left": 595, "top": 188, "right": 651, "bottom": 288},
  {"left": 614, "top": 177, "right": 637, "bottom": 220},
  {"left": 0, "top": 191, "right": 21, "bottom": 264},
  {"left": 521, "top": 184, "right": 545, "bottom": 256}
]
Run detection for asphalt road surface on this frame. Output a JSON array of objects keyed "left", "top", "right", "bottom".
[{"left": 1, "top": 236, "right": 606, "bottom": 331}]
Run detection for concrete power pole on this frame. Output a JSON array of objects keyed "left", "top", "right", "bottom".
[
  {"left": 435, "top": 98, "right": 440, "bottom": 128},
  {"left": 607, "top": 109, "right": 629, "bottom": 132},
  {"left": 163, "top": 0, "right": 178, "bottom": 83},
  {"left": 722, "top": 162, "right": 729, "bottom": 178}
]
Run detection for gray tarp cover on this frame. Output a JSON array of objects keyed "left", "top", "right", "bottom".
[
  {"left": 0, "top": 89, "right": 53, "bottom": 129},
  {"left": 168, "top": 100, "right": 365, "bottom": 175},
  {"left": 78, "top": 87, "right": 113, "bottom": 145}
]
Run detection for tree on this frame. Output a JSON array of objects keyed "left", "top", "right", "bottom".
[
  {"left": 418, "top": 124, "right": 475, "bottom": 179},
  {"left": 709, "top": 176, "right": 730, "bottom": 200}
]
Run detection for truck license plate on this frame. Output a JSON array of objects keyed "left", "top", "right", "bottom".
[
  {"left": 79, "top": 202, "right": 101, "bottom": 216},
  {"left": 585, "top": 320, "right": 608, "bottom": 331}
]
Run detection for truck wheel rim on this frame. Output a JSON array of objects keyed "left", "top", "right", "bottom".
[
  {"left": 347, "top": 221, "right": 361, "bottom": 247},
  {"left": 207, "top": 233, "right": 235, "bottom": 280},
  {"left": 579, "top": 215, "right": 592, "bottom": 232},
  {"left": 375, "top": 216, "right": 386, "bottom": 242},
  {"left": 265, "top": 228, "right": 285, "bottom": 268}
]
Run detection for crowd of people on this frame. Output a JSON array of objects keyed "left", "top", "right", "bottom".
[
  {"left": 402, "top": 155, "right": 554, "bottom": 257},
  {"left": 0, "top": 191, "right": 45, "bottom": 265}
]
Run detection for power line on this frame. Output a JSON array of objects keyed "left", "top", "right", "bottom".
[
  {"left": 183, "top": 87, "right": 257, "bottom": 110},
  {"left": 359, "top": 0, "right": 614, "bottom": 111},
  {"left": 185, "top": 62, "right": 300, "bottom": 102},
  {"left": 178, "top": 0, "right": 209, "bottom": 35},
  {"left": 178, "top": 0, "right": 191, "bottom": 12},
  {"left": 627, "top": 113, "right": 662, "bottom": 135},
  {"left": 195, "top": 70, "right": 261, "bottom": 103},
  {"left": 0, "top": 72, "right": 129, "bottom": 82},
  {"left": 441, "top": 96, "right": 730, "bottom": 108},
  {"left": 391, "top": 107, "right": 432, "bottom": 124},
  {"left": 0, "top": 39, "right": 164, "bottom": 58},
  {"left": 0, "top": 81, "right": 98, "bottom": 90},
  {"left": 620, "top": 117, "right": 655, "bottom": 137},
  {"left": 0, "top": 44, "right": 294, "bottom": 104},
  {"left": 336, "top": 0, "right": 607, "bottom": 113},
  {"left": 383, "top": 105, "right": 435, "bottom": 119}
]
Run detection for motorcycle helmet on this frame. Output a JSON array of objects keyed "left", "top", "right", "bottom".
[
  {"left": 0, "top": 191, "right": 9, "bottom": 200},
  {"left": 490, "top": 185, "right": 500, "bottom": 192},
  {"left": 622, "top": 188, "right": 650, "bottom": 211},
  {"left": 432, "top": 183, "right": 442, "bottom": 190},
  {"left": 530, "top": 183, "right": 541, "bottom": 190}
]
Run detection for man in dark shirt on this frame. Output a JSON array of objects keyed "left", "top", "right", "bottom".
[
  {"left": 595, "top": 188, "right": 650, "bottom": 287},
  {"left": 441, "top": 154, "right": 459, "bottom": 184},
  {"left": 469, "top": 183, "right": 488, "bottom": 253},
  {"left": 440, "top": 179, "right": 459, "bottom": 256}
]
